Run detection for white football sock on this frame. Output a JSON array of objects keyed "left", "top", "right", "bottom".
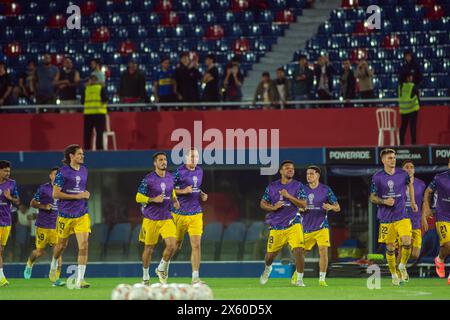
[
  {"left": 143, "top": 268, "right": 149, "bottom": 280},
  {"left": 264, "top": 264, "right": 272, "bottom": 272},
  {"left": 297, "top": 272, "right": 304, "bottom": 281},
  {"left": 158, "top": 259, "right": 168, "bottom": 272},
  {"left": 319, "top": 272, "right": 326, "bottom": 281},
  {"left": 192, "top": 271, "right": 199, "bottom": 280},
  {"left": 50, "top": 257, "right": 58, "bottom": 270},
  {"left": 0, "top": 268, "right": 4, "bottom": 279},
  {"left": 77, "top": 265, "right": 86, "bottom": 283}
]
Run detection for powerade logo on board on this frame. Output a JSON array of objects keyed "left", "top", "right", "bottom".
[
  {"left": 432, "top": 147, "right": 450, "bottom": 164},
  {"left": 326, "top": 148, "right": 376, "bottom": 165}
]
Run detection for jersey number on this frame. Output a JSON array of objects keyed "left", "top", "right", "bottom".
[
  {"left": 440, "top": 225, "right": 448, "bottom": 239},
  {"left": 38, "top": 233, "right": 45, "bottom": 241}
]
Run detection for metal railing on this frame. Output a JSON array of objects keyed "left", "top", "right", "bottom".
[{"left": 0, "top": 97, "right": 449, "bottom": 113}]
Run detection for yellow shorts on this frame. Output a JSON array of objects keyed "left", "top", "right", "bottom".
[
  {"left": 304, "top": 228, "right": 330, "bottom": 251},
  {"left": 57, "top": 214, "right": 91, "bottom": 239},
  {"left": 436, "top": 221, "right": 450, "bottom": 246},
  {"left": 35, "top": 227, "right": 58, "bottom": 249},
  {"left": 172, "top": 213, "right": 203, "bottom": 241},
  {"left": 0, "top": 226, "right": 11, "bottom": 247},
  {"left": 378, "top": 218, "right": 412, "bottom": 244},
  {"left": 397, "top": 229, "right": 422, "bottom": 249},
  {"left": 139, "top": 218, "right": 176, "bottom": 246},
  {"left": 267, "top": 223, "right": 304, "bottom": 253}
]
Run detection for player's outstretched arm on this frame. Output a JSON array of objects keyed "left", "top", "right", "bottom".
[
  {"left": 30, "top": 199, "right": 51, "bottom": 211},
  {"left": 261, "top": 200, "right": 282, "bottom": 212},
  {"left": 369, "top": 193, "right": 384, "bottom": 205}
]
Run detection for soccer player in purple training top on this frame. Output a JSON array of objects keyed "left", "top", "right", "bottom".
[
  {"left": 0, "top": 160, "right": 20, "bottom": 287},
  {"left": 291, "top": 165, "right": 340, "bottom": 287},
  {"left": 171, "top": 148, "right": 208, "bottom": 284},
  {"left": 24, "top": 167, "right": 65, "bottom": 287},
  {"left": 395, "top": 160, "right": 426, "bottom": 280},
  {"left": 49, "top": 145, "right": 91, "bottom": 289},
  {"left": 370, "top": 149, "right": 417, "bottom": 286},
  {"left": 259, "top": 160, "right": 307, "bottom": 287},
  {"left": 136, "top": 152, "right": 180, "bottom": 285},
  {"left": 422, "top": 158, "right": 450, "bottom": 285}
]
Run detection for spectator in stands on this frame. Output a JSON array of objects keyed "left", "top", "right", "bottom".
[
  {"left": 17, "top": 204, "right": 33, "bottom": 229},
  {"left": 82, "top": 75, "right": 108, "bottom": 150},
  {"left": 275, "top": 67, "right": 291, "bottom": 108},
  {"left": 55, "top": 57, "right": 80, "bottom": 113},
  {"left": 292, "top": 55, "right": 314, "bottom": 107},
  {"left": 253, "top": 71, "right": 279, "bottom": 109},
  {"left": 201, "top": 54, "right": 220, "bottom": 108},
  {"left": 118, "top": 59, "right": 147, "bottom": 105},
  {"left": 0, "top": 61, "right": 14, "bottom": 108},
  {"left": 13, "top": 60, "right": 37, "bottom": 105},
  {"left": 355, "top": 59, "right": 374, "bottom": 99},
  {"left": 314, "top": 55, "right": 335, "bottom": 100},
  {"left": 35, "top": 54, "right": 59, "bottom": 107},
  {"left": 175, "top": 52, "right": 202, "bottom": 109},
  {"left": 399, "top": 51, "right": 423, "bottom": 87},
  {"left": 340, "top": 60, "right": 356, "bottom": 104},
  {"left": 153, "top": 57, "right": 177, "bottom": 105},
  {"left": 398, "top": 73, "right": 420, "bottom": 145},
  {"left": 223, "top": 56, "right": 244, "bottom": 103},
  {"left": 90, "top": 58, "right": 105, "bottom": 85}
]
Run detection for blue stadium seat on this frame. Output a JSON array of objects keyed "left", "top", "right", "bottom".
[
  {"left": 203, "top": 222, "right": 224, "bottom": 261},
  {"left": 219, "top": 222, "right": 247, "bottom": 260},
  {"left": 258, "top": 10, "right": 274, "bottom": 23}
]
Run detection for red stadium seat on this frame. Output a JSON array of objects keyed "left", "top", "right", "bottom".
[
  {"left": 118, "top": 40, "right": 135, "bottom": 56},
  {"left": 275, "top": 9, "right": 295, "bottom": 24},
  {"left": 154, "top": 0, "right": 172, "bottom": 13},
  {"left": 381, "top": 34, "right": 400, "bottom": 49},
  {"left": 81, "top": 1, "right": 96, "bottom": 16},
  {"left": 426, "top": 5, "right": 444, "bottom": 20},
  {"left": 91, "top": 26, "right": 110, "bottom": 43},
  {"left": 160, "top": 11, "right": 179, "bottom": 27},
  {"left": 234, "top": 38, "right": 250, "bottom": 53},
  {"left": 341, "top": 0, "right": 358, "bottom": 8},
  {"left": 350, "top": 48, "right": 367, "bottom": 62},
  {"left": 47, "top": 14, "right": 66, "bottom": 28},
  {"left": 205, "top": 25, "right": 224, "bottom": 40},
  {"left": 418, "top": 0, "right": 436, "bottom": 7},
  {"left": 352, "top": 21, "right": 373, "bottom": 35},
  {"left": 51, "top": 54, "right": 65, "bottom": 67},
  {"left": 3, "top": 41, "right": 21, "bottom": 57},
  {"left": 231, "top": 0, "right": 249, "bottom": 13},
  {"left": 3, "top": 1, "right": 21, "bottom": 15}
]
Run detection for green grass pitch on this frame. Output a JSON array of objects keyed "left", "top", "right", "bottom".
[{"left": 0, "top": 277, "right": 449, "bottom": 300}]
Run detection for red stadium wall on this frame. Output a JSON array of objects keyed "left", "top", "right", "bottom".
[{"left": 0, "top": 106, "right": 448, "bottom": 151}]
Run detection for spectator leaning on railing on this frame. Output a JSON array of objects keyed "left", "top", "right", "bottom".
[
  {"left": 355, "top": 59, "right": 374, "bottom": 99},
  {"left": 35, "top": 54, "right": 59, "bottom": 106},
  {"left": 340, "top": 59, "right": 356, "bottom": 104},
  {"left": 275, "top": 67, "right": 291, "bottom": 108},
  {"left": 253, "top": 71, "right": 279, "bottom": 109},
  {"left": 223, "top": 56, "right": 244, "bottom": 103},
  {"left": 118, "top": 59, "right": 147, "bottom": 108},
  {"left": 55, "top": 57, "right": 80, "bottom": 113},
  {"left": 82, "top": 75, "right": 108, "bottom": 151},
  {"left": 175, "top": 52, "right": 202, "bottom": 109},
  {"left": 398, "top": 73, "right": 420, "bottom": 145},
  {"left": 153, "top": 56, "right": 177, "bottom": 104},
  {"left": 89, "top": 58, "right": 105, "bottom": 86},
  {"left": 314, "top": 55, "right": 335, "bottom": 100},
  {"left": 292, "top": 54, "right": 314, "bottom": 104},
  {"left": 13, "top": 60, "right": 37, "bottom": 105},
  {"left": 201, "top": 54, "right": 221, "bottom": 108},
  {"left": 0, "top": 61, "right": 13, "bottom": 109},
  {"left": 399, "top": 50, "right": 423, "bottom": 88}
]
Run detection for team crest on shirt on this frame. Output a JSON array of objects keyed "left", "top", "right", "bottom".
[
  {"left": 387, "top": 180, "right": 394, "bottom": 193},
  {"left": 160, "top": 182, "right": 166, "bottom": 195},
  {"left": 308, "top": 193, "right": 315, "bottom": 205},
  {"left": 75, "top": 176, "right": 81, "bottom": 188},
  {"left": 0, "top": 189, "right": 2, "bottom": 196},
  {"left": 192, "top": 176, "right": 198, "bottom": 188}
]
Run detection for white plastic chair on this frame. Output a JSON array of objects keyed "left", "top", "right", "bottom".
[
  {"left": 376, "top": 108, "right": 400, "bottom": 146},
  {"left": 91, "top": 115, "right": 117, "bottom": 151}
]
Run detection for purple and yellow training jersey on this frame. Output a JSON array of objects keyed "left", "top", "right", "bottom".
[
  {"left": 428, "top": 170, "right": 450, "bottom": 223},
  {"left": 54, "top": 165, "right": 89, "bottom": 218},
  {"left": 405, "top": 177, "right": 426, "bottom": 229},
  {"left": 262, "top": 179, "right": 306, "bottom": 229},
  {"left": 0, "top": 179, "right": 19, "bottom": 226},
  {"left": 371, "top": 168, "right": 410, "bottom": 223},
  {"left": 33, "top": 182, "right": 58, "bottom": 229},
  {"left": 172, "top": 165, "right": 203, "bottom": 215},
  {"left": 138, "top": 171, "right": 174, "bottom": 220},
  {"left": 301, "top": 183, "right": 338, "bottom": 233}
]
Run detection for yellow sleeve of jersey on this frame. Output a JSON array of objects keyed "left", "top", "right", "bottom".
[
  {"left": 172, "top": 189, "right": 177, "bottom": 200},
  {"left": 136, "top": 193, "right": 150, "bottom": 204}
]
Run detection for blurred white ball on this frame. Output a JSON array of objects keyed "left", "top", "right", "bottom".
[
  {"left": 111, "top": 284, "right": 132, "bottom": 300},
  {"left": 128, "top": 283, "right": 150, "bottom": 300}
]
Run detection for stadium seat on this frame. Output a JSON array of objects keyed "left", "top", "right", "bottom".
[
  {"left": 242, "top": 221, "right": 266, "bottom": 260},
  {"left": 219, "top": 222, "right": 246, "bottom": 261},
  {"left": 105, "top": 223, "right": 132, "bottom": 260},
  {"left": 202, "top": 222, "right": 223, "bottom": 261},
  {"left": 88, "top": 223, "right": 109, "bottom": 261},
  {"left": 205, "top": 25, "right": 225, "bottom": 40}
]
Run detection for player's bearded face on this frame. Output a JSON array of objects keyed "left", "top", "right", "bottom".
[
  {"left": 282, "top": 164, "right": 294, "bottom": 179},
  {"left": 156, "top": 157, "right": 167, "bottom": 170},
  {"left": 0, "top": 168, "right": 10, "bottom": 180}
]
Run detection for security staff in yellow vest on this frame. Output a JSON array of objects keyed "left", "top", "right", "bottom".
[
  {"left": 398, "top": 73, "right": 420, "bottom": 145},
  {"left": 82, "top": 75, "right": 108, "bottom": 150}
]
